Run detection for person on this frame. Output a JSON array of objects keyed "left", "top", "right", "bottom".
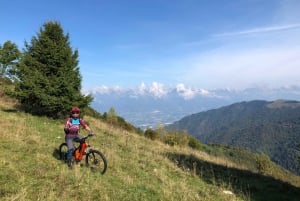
[{"left": 64, "top": 106, "right": 94, "bottom": 168}]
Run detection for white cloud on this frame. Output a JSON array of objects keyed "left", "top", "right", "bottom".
[
  {"left": 83, "top": 85, "right": 126, "bottom": 95},
  {"left": 148, "top": 82, "right": 168, "bottom": 98},
  {"left": 84, "top": 82, "right": 169, "bottom": 98},
  {"left": 133, "top": 82, "right": 168, "bottom": 97},
  {"left": 137, "top": 82, "right": 147, "bottom": 95},
  {"left": 176, "top": 83, "right": 216, "bottom": 99},
  {"left": 83, "top": 82, "right": 215, "bottom": 99},
  {"left": 214, "top": 24, "right": 300, "bottom": 37},
  {"left": 84, "top": 85, "right": 110, "bottom": 95},
  {"left": 176, "top": 83, "right": 197, "bottom": 99}
]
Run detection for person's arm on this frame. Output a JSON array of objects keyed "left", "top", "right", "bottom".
[
  {"left": 80, "top": 119, "right": 94, "bottom": 134},
  {"left": 64, "top": 118, "right": 71, "bottom": 134},
  {"left": 86, "top": 125, "right": 95, "bottom": 135},
  {"left": 85, "top": 125, "right": 92, "bottom": 132}
]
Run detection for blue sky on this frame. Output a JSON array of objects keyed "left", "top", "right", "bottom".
[{"left": 1, "top": 0, "right": 300, "bottom": 90}]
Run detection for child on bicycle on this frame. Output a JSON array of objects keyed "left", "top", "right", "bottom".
[{"left": 64, "top": 106, "right": 94, "bottom": 168}]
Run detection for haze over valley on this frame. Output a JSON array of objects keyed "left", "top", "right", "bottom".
[{"left": 85, "top": 83, "right": 300, "bottom": 129}]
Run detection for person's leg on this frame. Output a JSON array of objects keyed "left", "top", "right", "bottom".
[{"left": 65, "top": 136, "right": 75, "bottom": 167}]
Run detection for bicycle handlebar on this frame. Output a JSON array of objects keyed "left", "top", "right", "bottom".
[{"left": 74, "top": 133, "right": 94, "bottom": 143}]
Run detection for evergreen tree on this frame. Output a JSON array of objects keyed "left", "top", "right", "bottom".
[
  {"left": 14, "top": 21, "right": 92, "bottom": 118},
  {"left": 0, "top": 40, "right": 20, "bottom": 80}
]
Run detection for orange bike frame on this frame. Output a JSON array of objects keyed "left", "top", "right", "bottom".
[{"left": 74, "top": 141, "right": 88, "bottom": 161}]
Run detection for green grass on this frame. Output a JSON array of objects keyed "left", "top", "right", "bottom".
[{"left": 1, "top": 87, "right": 300, "bottom": 200}]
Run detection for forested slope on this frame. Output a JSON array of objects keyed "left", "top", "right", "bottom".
[{"left": 167, "top": 100, "right": 300, "bottom": 174}]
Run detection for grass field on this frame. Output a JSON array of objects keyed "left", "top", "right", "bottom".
[{"left": 1, "top": 87, "right": 300, "bottom": 201}]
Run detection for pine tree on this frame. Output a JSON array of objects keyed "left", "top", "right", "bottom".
[
  {"left": 14, "top": 21, "right": 92, "bottom": 118},
  {"left": 0, "top": 40, "right": 20, "bottom": 80}
]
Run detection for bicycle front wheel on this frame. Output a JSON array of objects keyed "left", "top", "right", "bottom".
[
  {"left": 59, "top": 143, "right": 68, "bottom": 162},
  {"left": 85, "top": 150, "right": 107, "bottom": 174}
]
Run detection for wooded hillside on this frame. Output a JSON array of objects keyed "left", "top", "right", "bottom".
[{"left": 167, "top": 100, "right": 300, "bottom": 175}]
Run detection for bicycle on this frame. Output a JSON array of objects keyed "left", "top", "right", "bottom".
[{"left": 59, "top": 134, "right": 107, "bottom": 174}]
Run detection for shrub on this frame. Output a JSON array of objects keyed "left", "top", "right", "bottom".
[
  {"left": 256, "top": 154, "right": 272, "bottom": 174},
  {"left": 188, "top": 137, "right": 202, "bottom": 150},
  {"left": 144, "top": 128, "right": 159, "bottom": 140},
  {"left": 163, "top": 130, "right": 189, "bottom": 147}
]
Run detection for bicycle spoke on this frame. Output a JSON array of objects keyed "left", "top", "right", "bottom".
[{"left": 86, "top": 150, "right": 107, "bottom": 174}]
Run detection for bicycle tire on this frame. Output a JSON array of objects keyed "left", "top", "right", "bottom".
[
  {"left": 59, "top": 143, "right": 68, "bottom": 162},
  {"left": 85, "top": 150, "right": 107, "bottom": 174}
]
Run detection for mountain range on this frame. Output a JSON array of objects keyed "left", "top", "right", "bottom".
[
  {"left": 84, "top": 83, "right": 300, "bottom": 129},
  {"left": 166, "top": 99, "right": 300, "bottom": 175}
]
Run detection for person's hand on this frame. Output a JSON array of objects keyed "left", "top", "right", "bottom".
[
  {"left": 64, "top": 128, "right": 69, "bottom": 134},
  {"left": 88, "top": 131, "right": 95, "bottom": 136}
]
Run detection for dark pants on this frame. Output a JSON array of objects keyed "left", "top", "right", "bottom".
[{"left": 65, "top": 134, "right": 82, "bottom": 161}]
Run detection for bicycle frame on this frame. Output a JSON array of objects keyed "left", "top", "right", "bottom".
[
  {"left": 73, "top": 136, "right": 91, "bottom": 161},
  {"left": 59, "top": 134, "right": 107, "bottom": 174}
]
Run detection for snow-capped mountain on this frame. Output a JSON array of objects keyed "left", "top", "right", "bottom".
[{"left": 83, "top": 83, "right": 300, "bottom": 129}]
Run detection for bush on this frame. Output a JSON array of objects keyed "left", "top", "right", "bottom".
[
  {"left": 144, "top": 128, "right": 159, "bottom": 140},
  {"left": 188, "top": 137, "right": 202, "bottom": 150},
  {"left": 163, "top": 130, "right": 189, "bottom": 147},
  {"left": 256, "top": 154, "right": 272, "bottom": 174}
]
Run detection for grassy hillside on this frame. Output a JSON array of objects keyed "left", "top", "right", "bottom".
[{"left": 1, "top": 90, "right": 300, "bottom": 200}]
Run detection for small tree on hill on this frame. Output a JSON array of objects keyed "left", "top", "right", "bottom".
[
  {"left": 144, "top": 128, "right": 159, "bottom": 140},
  {"left": 14, "top": 21, "right": 92, "bottom": 118},
  {"left": 256, "top": 154, "right": 272, "bottom": 175},
  {"left": 107, "top": 107, "right": 117, "bottom": 124},
  {"left": 0, "top": 40, "right": 20, "bottom": 80}
]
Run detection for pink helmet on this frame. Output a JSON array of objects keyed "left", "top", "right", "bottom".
[{"left": 71, "top": 107, "right": 80, "bottom": 112}]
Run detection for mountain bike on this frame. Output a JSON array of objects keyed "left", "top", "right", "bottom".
[{"left": 59, "top": 134, "right": 107, "bottom": 174}]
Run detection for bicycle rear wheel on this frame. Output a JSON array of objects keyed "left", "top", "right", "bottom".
[
  {"left": 85, "top": 150, "right": 107, "bottom": 174},
  {"left": 59, "top": 143, "right": 68, "bottom": 162}
]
